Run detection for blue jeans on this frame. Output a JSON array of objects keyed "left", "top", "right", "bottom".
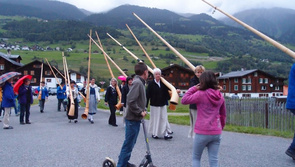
[
  {"left": 193, "top": 134, "right": 221, "bottom": 167},
  {"left": 289, "top": 109, "right": 295, "bottom": 150},
  {"left": 117, "top": 120, "right": 141, "bottom": 167}
]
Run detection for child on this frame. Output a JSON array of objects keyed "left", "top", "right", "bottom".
[{"left": 181, "top": 71, "right": 226, "bottom": 167}]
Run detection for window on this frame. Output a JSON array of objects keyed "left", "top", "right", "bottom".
[
  {"left": 46, "top": 79, "right": 52, "bottom": 82},
  {"left": 254, "top": 72, "right": 258, "bottom": 77},
  {"left": 242, "top": 78, "right": 246, "bottom": 84},
  {"left": 261, "top": 85, "right": 266, "bottom": 90},
  {"left": 247, "top": 78, "right": 252, "bottom": 84},
  {"left": 223, "top": 85, "right": 226, "bottom": 90},
  {"left": 234, "top": 78, "right": 238, "bottom": 83},
  {"left": 234, "top": 85, "right": 238, "bottom": 91},
  {"left": 24, "top": 70, "right": 28, "bottom": 75},
  {"left": 264, "top": 78, "right": 268, "bottom": 83},
  {"left": 223, "top": 79, "right": 226, "bottom": 83},
  {"left": 30, "top": 70, "right": 34, "bottom": 75},
  {"left": 31, "top": 78, "right": 36, "bottom": 83},
  {"left": 0, "top": 64, "right": 4, "bottom": 70},
  {"left": 259, "top": 78, "right": 263, "bottom": 83},
  {"left": 45, "top": 70, "right": 51, "bottom": 75},
  {"left": 247, "top": 85, "right": 252, "bottom": 91},
  {"left": 275, "top": 86, "right": 280, "bottom": 90},
  {"left": 242, "top": 85, "right": 246, "bottom": 91},
  {"left": 33, "top": 64, "right": 41, "bottom": 68}
]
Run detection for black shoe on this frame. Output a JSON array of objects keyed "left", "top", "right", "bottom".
[
  {"left": 112, "top": 124, "right": 118, "bottom": 127},
  {"left": 26, "top": 122, "right": 31, "bottom": 124},
  {"left": 57, "top": 110, "right": 61, "bottom": 112},
  {"left": 68, "top": 120, "right": 71, "bottom": 123},
  {"left": 74, "top": 120, "right": 78, "bottom": 123},
  {"left": 286, "top": 148, "right": 295, "bottom": 160},
  {"left": 40, "top": 110, "right": 43, "bottom": 113},
  {"left": 152, "top": 135, "right": 159, "bottom": 139},
  {"left": 127, "top": 162, "right": 136, "bottom": 167},
  {"left": 164, "top": 135, "right": 173, "bottom": 140},
  {"left": 168, "top": 131, "right": 174, "bottom": 135},
  {"left": 91, "top": 120, "right": 94, "bottom": 124},
  {"left": 20, "top": 122, "right": 25, "bottom": 125},
  {"left": 3, "top": 126, "right": 13, "bottom": 129}
]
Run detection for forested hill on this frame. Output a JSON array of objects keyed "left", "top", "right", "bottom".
[
  {"left": 221, "top": 8, "right": 295, "bottom": 45},
  {"left": 0, "top": 0, "right": 86, "bottom": 20}
]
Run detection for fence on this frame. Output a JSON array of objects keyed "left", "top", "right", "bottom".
[{"left": 225, "top": 98, "right": 295, "bottom": 132}]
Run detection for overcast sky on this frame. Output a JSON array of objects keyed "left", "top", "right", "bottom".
[{"left": 58, "top": 0, "right": 295, "bottom": 18}]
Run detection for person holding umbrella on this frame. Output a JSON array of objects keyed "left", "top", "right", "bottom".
[
  {"left": 2, "top": 78, "right": 16, "bottom": 129},
  {"left": 18, "top": 78, "right": 33, "bottom": 124}
]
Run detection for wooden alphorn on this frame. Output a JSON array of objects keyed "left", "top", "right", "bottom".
[
  {"left": 45, "top": 58, "right": 62, "bottom": 89},
  {"left": 63, "top": 52, "right": 75, "bottom": 116},
  {"left": 94, "top": 32, "right": 123, "bottom": 110},
  {"left": 125, "top": 24, "right": 179, "bottom": 110},
  {"left": 133, "top": 13, "right": 196, "bottom": 71},
  {"left": 38, "top": 63, "right": 43, "bottom": 100},
  {"left": 106, "top": 33, "right": 179, "bottom": 107},
  {"left": 81, "top": 30, "right": 92, "bottom": 119},
  {"left": 201, "top": 0, "right": 295, "bottom": 59}
]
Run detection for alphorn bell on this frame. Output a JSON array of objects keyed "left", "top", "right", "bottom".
[
  {"left": 94, "top": 32, "right": 123, "bottom": 110},
  {"left": 201, "top": 0, "right": 295, "bottom": 59},
  {"left": 81, "top": 30, "right": 92, "bottom": 119},
  {"left": 38, "top": 63, "right": 43, "bottom": 100},
  {"left": 105, "top": 33, "right": 179, "bottom": 107},
  {"left": 63, "top": 52, "right": 75, "bottom": 116},
  {"left": 125, "top": 24, "right": 179, "bottom": 110}
]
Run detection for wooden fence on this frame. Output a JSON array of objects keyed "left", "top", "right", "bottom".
[{"left": 225, "top": 98, "right": 295, "bottom": 132}]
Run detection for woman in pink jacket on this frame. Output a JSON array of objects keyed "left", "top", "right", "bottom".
[{"left": 181, "top": 71, "right": 226, "bottom": 167}]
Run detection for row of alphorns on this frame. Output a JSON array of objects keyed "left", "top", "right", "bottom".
[{"left": 45, "top": 0, "right": 295, "bottom": 119}]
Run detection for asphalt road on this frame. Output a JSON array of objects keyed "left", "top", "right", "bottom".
[{"left": 0, "top": 96, "right": 294, "bottom": 167}]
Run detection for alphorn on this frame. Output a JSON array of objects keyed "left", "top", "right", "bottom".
[
  {"left": 202, "top": 0, "right": 295, "bottom": 59},
  {"left": 38, "top": 63, "right": 43, "bottom": 100},
  {"left": 63, "top": 52, "right": 75, "bottom": 116},
  {"left": 81, "top": 30, "right": 92, "bottom": 119},
  {"left": 45, "top": 58, "right": 62, "bottom": 89},
  {"left": 94, "top": 32, "right": 123, "bottom": 110},
  {"left": 53, "top": 66, "right": 66, "bottom": 80},
  {"left": 133, "top": 13, "right": 196, "bottom": 71},
  {"left": 95, "top": 31, "right": 127, "bottom": 78},
  {"left": 125, "top": 24, "right": 179, "bottom": 110},
  {"left": 106, "top": 33, "right": 179, "bottom": 107}
]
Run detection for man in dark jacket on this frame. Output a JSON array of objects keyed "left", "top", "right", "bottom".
[
  {"left": 18, "top": 79, "right": 33, "bottom": 124},
  {"left": 2, "top": 79, "right": 15, "bottom": 129},
  {"left": 57, "top": 82, "right": 67, "bottom": 111},
  {"left": 117, "top": 62, "right": 148, "bottom": 167}
]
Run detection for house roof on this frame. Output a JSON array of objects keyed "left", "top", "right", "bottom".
[
  {"left": 7, "top": 54, "right": 22, "bottom": 60},
  {"left": 0, "top": 52, "right": 23, "bottom": 67},
  {"left": 217, "top": 69, "right": 285, "bottom": 80},
  {"left": 161, "top": 64, "right": 194, "bottom": 73}
]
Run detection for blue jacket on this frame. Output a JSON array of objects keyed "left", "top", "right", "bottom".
[
  {"left": 37, "top": 86, "right": 49, "bottom": 100},
  {"left": 2, "top": 81, "right": 15, "bottom": 108},
  {"left": 57, "top": 85, "right": 67, "bottom": 99},
  {"left": 287, "top": 64, "right": 295, "bottom": 110},
  {"left": 18, "top": 84, "right": 33, "bottom": 105}
]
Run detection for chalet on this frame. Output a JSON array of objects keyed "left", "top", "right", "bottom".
[
  {"left": 161, "top": 64, "right": 194, "bottom": 90},
  {"left": 0, "top": 52, "right": 23, "bottom": 75},
  {"left": 16, "top": 60, "right": 63, "bottom": 88},
  {"left": 217, "top": 69, "right": 285, "bottom": 98},
  {"left": 68, "top": 69, "right": 86, "bottom": 84}
]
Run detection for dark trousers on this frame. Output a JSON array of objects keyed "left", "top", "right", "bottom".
[
  {"left": 39, "top": 99, "right": 45, "bottom": 111},
  {"left": 289, "top": 109, "right": 295, "bottom": 150},
  {"left": 108, "top": 104, "right": 117, "bottom": 125},
  {"left": 20, "top": 103, "right": 31, "bottom": 123},
  {"left": 58, "top": 99, "right": 66, "bottom": 111}
]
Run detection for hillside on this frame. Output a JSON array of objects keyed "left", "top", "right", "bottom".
[
  {"left": 0, "top": 0, "right": 86, "bottom": 20},
  {"left": 221, "top": 8, "right": 295, "bottom": 45}
]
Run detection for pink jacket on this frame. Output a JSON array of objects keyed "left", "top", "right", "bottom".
[{"left": 181, "top": 86, "right": 226, "bottom": 135}]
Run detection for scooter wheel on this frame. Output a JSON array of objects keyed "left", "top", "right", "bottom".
[{"left": 102, "top": 157, "right": 116, "bottom": 167}]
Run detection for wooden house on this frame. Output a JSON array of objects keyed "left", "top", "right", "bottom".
[
  {"left": 0, "top": 52, "right": 23, "bottom": 75},
  {"left": 217, "top": 69, "right": 285, "bottom": 98}
]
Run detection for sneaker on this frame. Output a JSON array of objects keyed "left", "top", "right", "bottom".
[
  {"left": 3, "top": 126, "right": 13, "bottom": 129},
  {"left": 286, "top": 148, "right": 295, "bottom": 159}
]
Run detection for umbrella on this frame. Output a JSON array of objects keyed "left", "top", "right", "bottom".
[
  {"left": 118, "top": 75, "right": 126, "bottom": 82},
  {"left": 0, "top": 72, "right": 21, "bottom": 85},
  {"left": 13, "top": 75, "right": 32, "bottom": 93}
]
